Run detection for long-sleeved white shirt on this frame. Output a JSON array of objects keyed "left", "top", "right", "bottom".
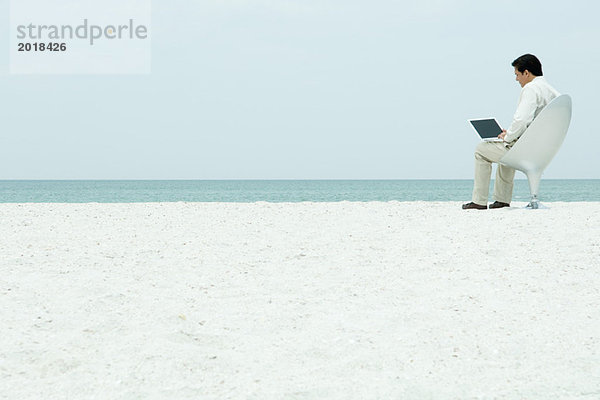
[{"left": 504, "top": 76, "right": 560, "bottom": 144}]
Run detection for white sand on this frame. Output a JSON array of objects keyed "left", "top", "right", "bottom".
[{"left": 1, "top": 201, "right": 599, "bottom": 399}]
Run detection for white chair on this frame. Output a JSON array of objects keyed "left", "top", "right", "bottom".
[{"left": 499, "top": 94, "right": 572, "bottom": 209}]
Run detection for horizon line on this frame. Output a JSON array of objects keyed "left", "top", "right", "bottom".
[{"left": 1, "top": 178, "right": 599, "bottom": 181}]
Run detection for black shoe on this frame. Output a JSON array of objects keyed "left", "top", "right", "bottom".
[
  {"left": 462, "top": 202, "right": 487, "bottom": 210},
  {"left": 489, "top": 201, "right": 510, "bottom": 209}
]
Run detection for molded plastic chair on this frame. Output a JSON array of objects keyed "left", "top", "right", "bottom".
[{"left": 499, "top": 94, "right": 572, "bottom": 209}]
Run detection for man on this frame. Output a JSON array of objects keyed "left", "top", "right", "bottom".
[{"left": 462, "top": 54, "right": 560, "bottom": 210}]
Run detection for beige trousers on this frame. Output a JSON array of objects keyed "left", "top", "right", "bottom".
[{"left": 471, "top": 141, "right": 516, "bottom": 205}]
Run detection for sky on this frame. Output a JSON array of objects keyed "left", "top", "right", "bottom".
[{"left": 1, "top": 0, "right": 599, "bottom": 179}]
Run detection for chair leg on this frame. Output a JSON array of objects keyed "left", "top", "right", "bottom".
[{"left": 526, "top": 171, "right": 542, "bottom": 209}]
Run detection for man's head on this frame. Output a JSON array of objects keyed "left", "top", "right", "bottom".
[{"left": 512, "top": 54, "right": 543, "bottom": 87}]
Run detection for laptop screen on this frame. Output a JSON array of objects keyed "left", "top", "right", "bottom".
[{"left": 469, "top": 119, "right": 502, "bottom": 139}]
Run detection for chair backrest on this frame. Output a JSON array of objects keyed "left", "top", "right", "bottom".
[{"left": 500, "top": 94, "right": 572, "bottom": 175}]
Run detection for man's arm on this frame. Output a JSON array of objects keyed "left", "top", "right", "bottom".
[{"left": 503, "top": 87, "right": 538, "bottom": 143}]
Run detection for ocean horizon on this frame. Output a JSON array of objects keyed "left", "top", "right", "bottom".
[{"left": 1, "top": 179, "right": 598, "bottom": 203}]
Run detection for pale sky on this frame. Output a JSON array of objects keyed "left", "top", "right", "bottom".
[{"left": 1, "top": 0, "right": 598, "bottom": 179}]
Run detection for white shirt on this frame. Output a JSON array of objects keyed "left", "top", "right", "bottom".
[{"left": 504, "top": 76, "right": 560, "bottom": 144}]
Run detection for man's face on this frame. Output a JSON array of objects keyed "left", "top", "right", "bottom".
[{"left": 514, "top": 68, "right": 530, "bottom": 87}]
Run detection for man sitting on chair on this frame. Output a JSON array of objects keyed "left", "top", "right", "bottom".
[{"left": 462, "top": 54, "right": 560, "bottom": 210}]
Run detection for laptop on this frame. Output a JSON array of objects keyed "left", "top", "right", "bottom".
[{"left": 468, "top": 118, "right": 504, "bottom": 142}]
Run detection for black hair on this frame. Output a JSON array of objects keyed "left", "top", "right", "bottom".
[{"left": 512, "top": 54, "right": 543, "bottom": 76}]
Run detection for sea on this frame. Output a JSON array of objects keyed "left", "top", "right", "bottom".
[{"left": 0, "top": 180, "right": 598, "bottom": 203}]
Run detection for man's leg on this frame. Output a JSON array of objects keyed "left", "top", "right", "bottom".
[
  {"left": 493, "top": 163, "right": 516, "bottom": 203},
  {"left": 472, "top": 142, "right": 509, "bottom": 205}
]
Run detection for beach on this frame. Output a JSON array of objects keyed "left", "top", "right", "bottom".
[{"left": 1, "top": 201, "right": 599, "bottom": 399}]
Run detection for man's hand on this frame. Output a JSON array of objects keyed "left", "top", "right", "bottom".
[{"left": 498, "top": 129, "right": 507, "bottom": 140}]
